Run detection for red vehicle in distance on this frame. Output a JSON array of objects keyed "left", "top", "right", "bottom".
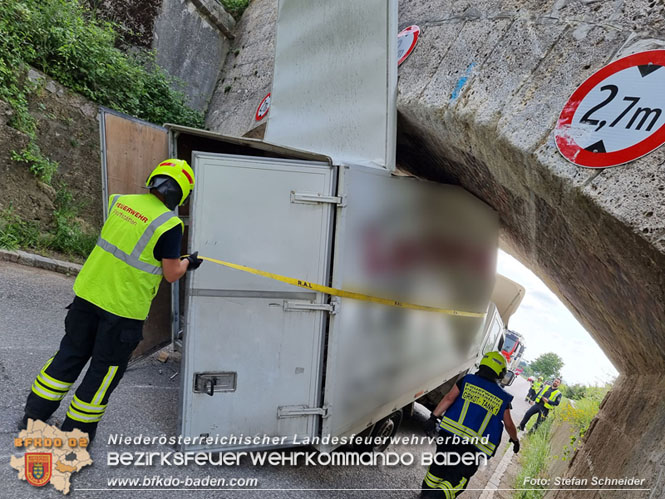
[{"left": 501, "top": 329, "right": 526, "bottom": 373}]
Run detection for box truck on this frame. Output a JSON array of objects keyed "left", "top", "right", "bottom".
[
  {"left": 98, "top": 0, "right": 526, "bottom": 453},
  {"left": 159, "top": 125, "right": 505, "bottom": 453}
]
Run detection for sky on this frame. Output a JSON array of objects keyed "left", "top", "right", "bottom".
[{"left": 497, "top": 250, "right": 618, "bottom": 386}]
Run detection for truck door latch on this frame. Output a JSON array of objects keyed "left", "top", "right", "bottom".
[{"left": 194, "top": 372, "right": 237, "bottom": 395}]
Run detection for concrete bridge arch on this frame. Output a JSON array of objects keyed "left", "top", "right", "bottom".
[{"left": 206, "top": 1, "right": 665, "bottom": 495}]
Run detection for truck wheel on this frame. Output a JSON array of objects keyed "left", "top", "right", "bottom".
[{"left": 367, "top": 410, "right": 403, "bottom": 452}]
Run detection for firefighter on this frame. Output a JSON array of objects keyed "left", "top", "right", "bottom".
[
  {"left": 21, "top": 159, "right": 203, "bottom": 442},
  {"left": 518, "top": 378, "right": 562, "bottom": 433},
  {"left": 421, "top": 352, "right": 520, "bottom": 498},
  {"left": 525, "top": 376, "right": 543, "bottom": 403}
]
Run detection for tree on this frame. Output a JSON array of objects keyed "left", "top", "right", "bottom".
[
  {"left": 529, "top": 352, "right": 564, "bottom": 380},
  {"left": 520, "top": 361, "right": 535, "bottom": 378}
]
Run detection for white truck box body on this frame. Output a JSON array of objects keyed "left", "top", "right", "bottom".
[
  {"left": 177, "top": 144, "right": 498, "bottom": 452},
  {"left": 491, "top": 274, "right": 526, "bottom": 328},
  {"left": 322, "top": 166, "right": 498, "bottom": 441},
  {"left": 264, "top": 0, "right": 397, "bottom": 171}
]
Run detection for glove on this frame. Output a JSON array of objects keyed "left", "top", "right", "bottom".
[
  {"left": 424, "top": 414, "right": 440, "bottom": 437},
  {"left": 510, "top": 438, "right": 520, "bottom": 454},
  {"left": 183, "top": 251, "right": 203, "bottom": 271}
]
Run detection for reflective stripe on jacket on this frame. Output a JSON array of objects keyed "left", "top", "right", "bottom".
[
  {"left": 439, "top": 374, "right": 513, "bottom": 457},
  {"left": 535, "top": 385, "right": 561, "bottom": 410},
  {"left": 73, "top": 194, "right": 182, "bottom": 319}
]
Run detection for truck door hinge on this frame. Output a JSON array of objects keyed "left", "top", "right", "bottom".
[
  {"left": 290, "top": 191, "right": 345, "bottom": 206},
  {"left": 278, "top": 405, "right": 329, "bottom": 419},
  {"left": 283, "top": 300, "right": 338, "bottom": 315}
]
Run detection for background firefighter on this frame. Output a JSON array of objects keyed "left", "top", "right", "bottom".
[
  {"left": 518, "top": 378, "right": 562, "bottom": 433},
  {"left": 525, "top": 376, "right": 543, "bottom": 404}
]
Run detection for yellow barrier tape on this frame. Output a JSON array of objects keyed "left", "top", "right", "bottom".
[{"left": 196, "top": 256, "right": 485, "bottom": 318}]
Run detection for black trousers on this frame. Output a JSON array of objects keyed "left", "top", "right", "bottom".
[
  {"left": 25, "top": 296, "right": 143, "bottom": 439},
  {"left": 421, "top": 439, "right": 485, "bottom": 498},
  {"left": 519, "top": 403, "right": 549, "bottom": 431}
]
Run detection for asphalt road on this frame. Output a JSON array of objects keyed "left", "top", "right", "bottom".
[{"left": 0, "top": 261, "right": 533, "bottom": 498}]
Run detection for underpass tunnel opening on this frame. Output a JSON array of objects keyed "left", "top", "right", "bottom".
[
  {"left": 495, "top": 249, "right": 618, "bottom": 385},
  {"left": 395, "top": 108, "right": 665, "bottom": 492}
]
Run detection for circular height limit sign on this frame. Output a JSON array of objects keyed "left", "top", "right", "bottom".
[
  {"left": 398, "top": 25, "right": 420, "bottom": 66},
  {"left": 255, "top": 93, "right": 271, "bottom": 121},
  {"left": 555, "top": 50, "right": 665, "bottom": 168}
]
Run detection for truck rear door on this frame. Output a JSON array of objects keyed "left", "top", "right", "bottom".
[{"left": 179, "top": 152, "right": 335, "bottom": 451}]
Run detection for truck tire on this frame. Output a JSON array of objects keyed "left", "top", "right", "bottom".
[{"left": 357, "top": 410, "right": 403, "bottom": 453}]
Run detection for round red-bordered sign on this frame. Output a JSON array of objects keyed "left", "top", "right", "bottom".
[
  {"left": 255, "top": 93, "right": 271, "bottom": 121},
  {"left": 398, "top": 25, "right": 420, "bottom": 66},
  {"left": 555, "top": 50, "right": 665, "bottom": 168}
]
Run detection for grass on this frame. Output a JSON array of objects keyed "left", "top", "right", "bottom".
[
  {"left": 512, "top": 384, "right": 611, "bottom": 499},
  {"left": 554, "top": 385, "right": 610, "bottom": 461},
  {"left": 513, "top": 416, "right": 554, "bottom": 499}
]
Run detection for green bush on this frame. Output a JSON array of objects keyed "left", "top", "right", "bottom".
[
  {"left": 0, "top": 4, "right": 37, "bottom": 138},
  {"left": 0, "top": 0, "right": 203, "bottom": 191},
  {"left": 561, "top": 383, "right": 587, "bottom": 401},
  {"left": 555, "top": 383, "right": 612, "bottom": 460},
  {"left": 0, "top": 0, "right": 203, "bottom": 256},
  {"left": 0, "top": 207, "right": 42, "bottom": 251},
  {"left": 11, "top": 143, "right": 59, "bottom": 184},
  {"left": 0, "top": 0, "right": 203, "bottom": 129},
  {"left": 512, "top": 383, "right": 614, "bottom": 499},
  {"left": 218, "top": 0, "right": 250, "bottom": 19},
  {"left": 46, "top": 184, "right": 97, "bottom": 257}
]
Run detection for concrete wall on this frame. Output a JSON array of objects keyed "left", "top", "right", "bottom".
[
  {"left": 206, "top": 0, "right": 665, "bottom": 495},
  {"left": 206, "top": 0, "right": 276, "bottom": 136},
  {"left": 563, "top": 375, "right": 665, "bottom": 498},
  {"left": 394, "top": 0, "right": 665, "bottom": 376},
  {"left": 153, "top": 0, "right": 235, "bottom": 112}
]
